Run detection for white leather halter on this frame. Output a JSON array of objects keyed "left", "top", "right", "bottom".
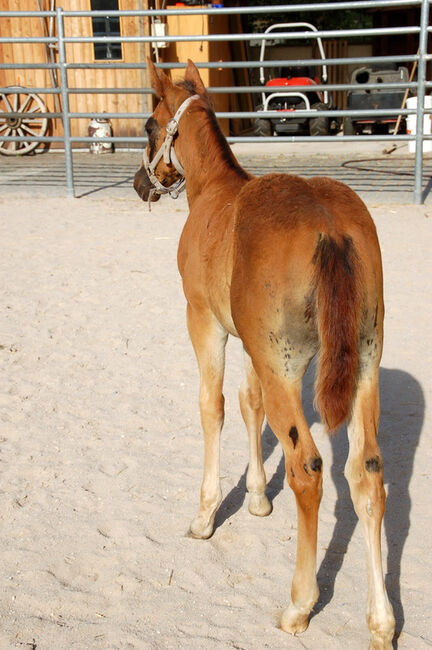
[{"left": 142, "top": 94, "right": 200, "bottom": 205}]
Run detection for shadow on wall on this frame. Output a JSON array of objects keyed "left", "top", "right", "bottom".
[{"left": 214, "top": 363, "right": 425, "bottom": 648}]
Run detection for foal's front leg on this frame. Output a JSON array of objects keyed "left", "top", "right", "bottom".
[{"left": 186, "top": 303, "right": 228, "bottom": 539}]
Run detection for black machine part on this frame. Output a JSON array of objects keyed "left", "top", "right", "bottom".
[{"left": 347, "top": 65, "right": 410, "bottom": 113}]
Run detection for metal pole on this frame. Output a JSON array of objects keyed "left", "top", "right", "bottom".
[
  {"left": 413, "top": 0, "right": 430, "bottom": 204},
  {"left": 56, "top": 7, "right": 74, "bottom": 198}
]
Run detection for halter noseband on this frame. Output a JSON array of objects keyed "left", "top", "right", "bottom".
[{"left": 143, "top": 94, "right": 200, "bottom": 208}]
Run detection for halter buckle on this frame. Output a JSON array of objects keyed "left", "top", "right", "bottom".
[{"left": 166, "top": 118, "right": 178, "bottom": 136}]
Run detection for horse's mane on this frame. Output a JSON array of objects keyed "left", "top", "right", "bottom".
[
  {"left": 177, "top": 79, "right": 201, "bottom": 97},
  {"left": 176, "top": 80, "right": 250, "bottom": 181}
]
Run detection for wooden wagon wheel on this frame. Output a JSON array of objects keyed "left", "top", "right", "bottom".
[{"left": 0, "top": 87, "right": 49, "bottom": 155}]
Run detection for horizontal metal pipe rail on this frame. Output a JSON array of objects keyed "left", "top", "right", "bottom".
[
  {"left": 1, "top": 108, "right": 430, "bottom": 120},
  {"left": 0, "top": 1, "right": 429, "bottom": 202},
  {"left": 1, "top": 54, "right": 428, "bottom": 69},
  {"left": 0, "top": 82, "right": 425, "bottom": 94},
  {"left": 0, "top": 26, "right": 423, "bottom": 44},
  {"left": 0, "top": 1, "right": 422, "bottom": 18},
  {"left": 0, "top": 133, "right": 423, "bottom": 144}
]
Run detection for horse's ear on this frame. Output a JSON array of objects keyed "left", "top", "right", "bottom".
[
  {"left": 184, "top": 59, "right": 207, "bottom": 95},
  {"left": 147, "top": 57, "right": 173, "bottom": 98}
]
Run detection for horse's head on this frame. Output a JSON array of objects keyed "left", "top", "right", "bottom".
[{"left": 133, "top": 59, "right": 207, "bottom": 205}]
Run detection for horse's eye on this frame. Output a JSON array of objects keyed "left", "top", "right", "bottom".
[{"left": 145, "top": 117, "right": 157, "bottom": 135}]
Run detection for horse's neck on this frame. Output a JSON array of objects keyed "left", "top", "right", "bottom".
[{"left": 180, "top": 109, "right": 250, "bottom": 204}]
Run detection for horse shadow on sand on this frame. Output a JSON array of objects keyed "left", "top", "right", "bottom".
[{"left": 213, "top": 364, "right": 425, "bottom": 648}]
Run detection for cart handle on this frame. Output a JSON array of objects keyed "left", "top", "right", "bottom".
[{"left": 259, "top": 23, "right": 328, "bottom": 88}]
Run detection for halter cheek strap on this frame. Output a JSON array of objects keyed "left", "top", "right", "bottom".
[{"left": 143, "top": 94, "right": 200, "bottom": 207}]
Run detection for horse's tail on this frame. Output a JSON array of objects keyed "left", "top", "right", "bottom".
[{"left": 312, "top": 233, "right": 363, "bottom": 432}]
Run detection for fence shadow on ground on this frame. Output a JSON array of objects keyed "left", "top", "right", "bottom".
[{"left": 1, "top": 153, "right": 432, "bottom": 205}]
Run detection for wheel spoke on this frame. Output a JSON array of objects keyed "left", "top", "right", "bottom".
[
  {"left": 22, "top": 114, "right": 43, "bottom": 122},
  {"left": 16, "top": 127, "right": 28, "bottom": 148},
  {"left": 19, "top": 94, "right": 32, "bottom": 113},
  {"left": 22, "top": 117, "right": 43, "bottom": 127},
  {"left": 1, "top": 94, "right": 13, "bottom": 112},
  {"left": 13, "top": 93, "right": 19, "bottom": 112},
  {"left": 20, "top": 123, "right": 40, "bottom": 136},
  {"left": 17, "top": 128, "right": 32, "bottom": 149}
]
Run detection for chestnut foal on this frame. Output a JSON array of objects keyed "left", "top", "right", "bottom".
[{"left": 134, "top": 60, "right": 395, "bottom": 648}]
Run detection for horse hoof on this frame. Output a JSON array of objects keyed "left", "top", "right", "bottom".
[
  {"left": 367, "top": 607, "right": 395, "bottom": 649},
  {"left": 248, "top": 493, "right": 272, "bottom": 517},
  {"left": 368, "top": 629, "right": 394, "bottom": 649},
  {"left": 280, "top": 604, "right": 310, "bottom": 635},
  {"left": 188, "top": 515, "right": 214, "bottom": 539}
]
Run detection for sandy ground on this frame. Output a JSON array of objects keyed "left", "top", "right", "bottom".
[{"left": 0, "top": 186, "right": 431, "bottom": 649}]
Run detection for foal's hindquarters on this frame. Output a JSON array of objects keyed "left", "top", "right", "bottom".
[{"left": 187, "top": 175, "right": 394, "bottom": 648}]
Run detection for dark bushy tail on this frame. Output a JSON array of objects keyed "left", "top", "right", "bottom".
[{"left": 313, "top": 234, "right": 363, "bottom": 432}]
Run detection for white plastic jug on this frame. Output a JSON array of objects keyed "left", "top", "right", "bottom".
[{"left": 406, "top": 95, "right": 432, "bottom": 152}]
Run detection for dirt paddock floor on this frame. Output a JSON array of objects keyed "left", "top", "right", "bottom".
[{"left": 0, "top": 147, "right": 431, "bottom": 649}]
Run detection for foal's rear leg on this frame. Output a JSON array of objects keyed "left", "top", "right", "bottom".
[
  {"left": 259, "top": 374, "right": 322, "bottom": 634},
  {"left": 345, "top": 370, "right": 395, "bottom": 649},
  {"left": 239, "top": 350, "right": 272, "bottom": 517},
  {"left": 186, "top": 304, "right": 228, "bottom": 539}
]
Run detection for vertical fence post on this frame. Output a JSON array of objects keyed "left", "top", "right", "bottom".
[
  {"left": 56, "top": 6, "right": 74, "bottom": 198},
  {"left": 413, "top": 0, "right": 430, "bottom": 204}
]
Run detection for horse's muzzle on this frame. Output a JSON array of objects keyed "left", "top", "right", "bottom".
[{"left": 134, "top": 165, "right": 160, "bottom": 203}]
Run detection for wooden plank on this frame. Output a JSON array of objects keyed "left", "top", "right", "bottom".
[
  {"left": 64, "top": 0, "right": 94, "bottom": 146},
  {"left": 135, "top": 0, "right": 152, "bottom": 120},
  {"left": 10, "top": 0, "right": 26, "bottom": 88},
  {"left": 120, "top": 3, "right": 148, "bottom": 138},
  {"left": 0, "top": 1, "right": 13, "bottom": 88},
  {"left": 123, "top": 17, "right": 142, "bottom": 139},
  {"left": 39, "top": 0, "right": 60, "bottom": 117}
]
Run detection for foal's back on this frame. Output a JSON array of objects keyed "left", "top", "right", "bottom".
[{"left": 233, "top": 173, "right": 380, "bottom": 268}]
